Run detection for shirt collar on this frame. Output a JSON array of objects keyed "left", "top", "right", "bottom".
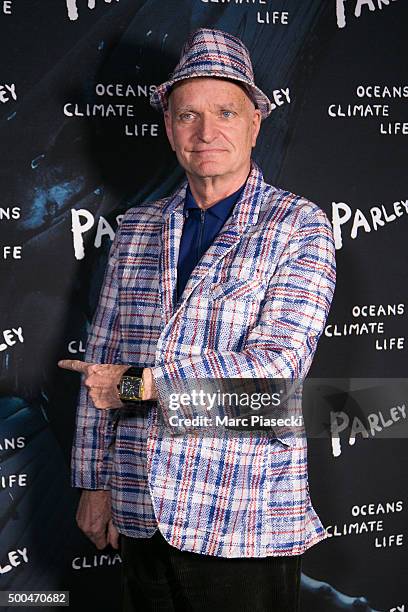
[{"left": 184, "top": 181, "right": 247, "bottom": 221}]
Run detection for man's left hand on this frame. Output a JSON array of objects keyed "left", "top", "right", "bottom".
[{"left": 58, "top": 360, "right": 157, "bottom": 409}]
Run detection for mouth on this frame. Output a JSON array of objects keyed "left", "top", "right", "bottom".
[{"left": 190, "top": 149, "right": 227, "bottom": 155}]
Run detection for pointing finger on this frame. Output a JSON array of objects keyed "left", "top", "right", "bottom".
[{"left": 58, "top": 359, "right": 92, "bottom": 374}]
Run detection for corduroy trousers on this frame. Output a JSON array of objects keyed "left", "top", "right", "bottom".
[{"left": 120, "top": 530, "right": 302, "bottom": 612}]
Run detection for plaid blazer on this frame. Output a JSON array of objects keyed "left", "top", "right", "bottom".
[{"left": 72, "top": 161, "right": 336, "bottom": 557}]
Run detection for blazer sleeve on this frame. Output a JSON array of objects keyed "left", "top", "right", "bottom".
[
  {"left": 152, "top": 207, "right": 336, "bottom": 421},
  {"left": 71, "top": 229, "right": 123, "bottom": 490}
]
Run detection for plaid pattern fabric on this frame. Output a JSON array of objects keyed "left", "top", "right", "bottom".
[
  {"left": 150, "top": 28, "right": 272, "bottom": 118},
  {"left": 72, "top": 161, "right": 336, "bottom": 557}
]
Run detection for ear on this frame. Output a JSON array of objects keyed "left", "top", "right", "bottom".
[
  {"left": 164, "top": 110, "right": 176, "bottom": 152},
  {"left": 251, "top": 109, "right": 262, "bottom": 148}
]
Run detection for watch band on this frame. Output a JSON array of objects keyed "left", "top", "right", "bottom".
[{"left": 117, "top": 366, "right": 145, "bottom": 403}]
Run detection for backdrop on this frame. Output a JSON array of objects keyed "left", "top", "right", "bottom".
[{"left": 0, "top": 1, "right": 407, "bottom": 611}]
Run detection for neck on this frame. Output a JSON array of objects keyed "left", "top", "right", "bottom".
[{"left": 186, "top": 163, "right": 251, "bottom": 209}]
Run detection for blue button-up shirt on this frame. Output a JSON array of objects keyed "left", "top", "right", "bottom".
[{"left": 176, "top": 182, "right": 246, "bottom": 300}]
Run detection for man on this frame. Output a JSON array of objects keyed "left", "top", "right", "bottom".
[{"left": 60, "top": 28, "right": 336, "bottom": 611}]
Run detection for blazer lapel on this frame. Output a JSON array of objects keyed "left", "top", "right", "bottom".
[
  {"left": 177, "top": 161, "right": 268, "bottom": 306},
  {"left": 158, "top": 181, "right": 187, "bottom": 325},
  {"left": 158, "top": 161, "right": 268, "bottom": 325}
]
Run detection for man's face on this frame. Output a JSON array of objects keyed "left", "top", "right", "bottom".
[{"left": 164, "top": 77, "right": 262, "bottom": 182}]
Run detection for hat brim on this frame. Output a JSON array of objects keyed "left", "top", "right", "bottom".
[{"left": 150, "top": 71, "right": 272, "bottom": 120}]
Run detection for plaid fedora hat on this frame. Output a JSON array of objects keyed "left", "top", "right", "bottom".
[{"left": 150, "top": 28, "right": 272, "bottom": 119}]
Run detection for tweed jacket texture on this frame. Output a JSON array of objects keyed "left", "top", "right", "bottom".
[{"left": 72, "top": 161, "right": 336, "bottom": 557}]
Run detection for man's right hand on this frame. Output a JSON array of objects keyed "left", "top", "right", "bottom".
[{"left": 76, "top": 490, "right": 119, "bottom": 550}]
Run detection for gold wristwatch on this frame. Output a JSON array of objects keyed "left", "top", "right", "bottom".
[{"left": 117, "top": 367, "right": 144, "bottom": 403}]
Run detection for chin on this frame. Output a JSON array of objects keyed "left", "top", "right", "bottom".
[{"left": 191, "top": 161, "right": 229, "bottom": 178}]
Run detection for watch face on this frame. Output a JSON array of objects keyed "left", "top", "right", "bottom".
[{"left": 120, "top": 375, "right": 143, "bottom": 401}]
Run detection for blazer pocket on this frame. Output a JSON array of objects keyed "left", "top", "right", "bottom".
[
  {"left": 272, "top": 434, "right": 297, "bottom": 448},
  {"left": 210, "top": 276, "right": 267, "bottom": 302}
]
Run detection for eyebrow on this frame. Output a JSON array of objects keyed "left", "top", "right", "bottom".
[
  {"left": 173, "top": 102, "right": 240, "bottom": 113},
  {"left": 173, "top": 105, "right": 195, "bottom": 113}
]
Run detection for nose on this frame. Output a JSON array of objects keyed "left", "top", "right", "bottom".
[{"left": 196, "top": 112, "right": 217, "bottom": 143}]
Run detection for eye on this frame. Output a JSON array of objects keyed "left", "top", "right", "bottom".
[
  {"left": 220, "top": 110, "right": 235, "bottom": 119},
  {"left": 179, "top": 112, "right": 195, "bottom": 122}
]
